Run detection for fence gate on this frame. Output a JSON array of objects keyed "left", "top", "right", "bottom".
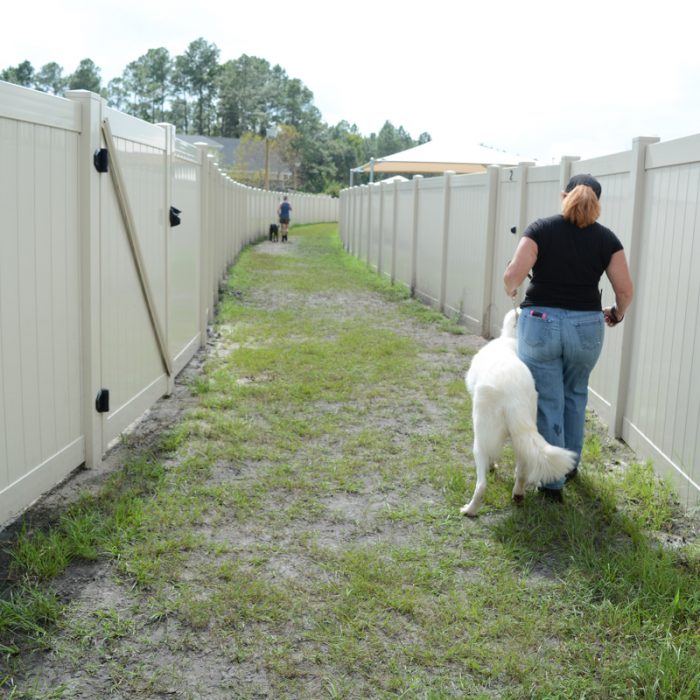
[{"left": 98, "top": 111, "right": 171, "bottom": 450}]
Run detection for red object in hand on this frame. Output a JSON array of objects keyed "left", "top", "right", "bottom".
[{"left": 604, "top": 305, "right": 624, "bottom": 327}]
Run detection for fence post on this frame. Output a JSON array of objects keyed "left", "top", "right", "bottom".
[
  {"left": 439, "top": 171, "right": 455, "bottom": 313},
  {"left": 357, "top": 186, "right": 365, "bottom": 262},
  {"left": 66, "top": 89, "right": 104, "bottom": 467},
  {"left": 410, "top": 175, "right": 423, "bottom": 296},
  {"left": 377, "top": 182, "right": 385, "bottom": 277},
  {"left": 481, "top": 165, "right": 500, "bottom": 336},
  {"left": 339, "top": 192, "right": 345, "bottom": 249},
  {"left": 195, "top": 144, "right": 211, "bottom": 345},
  {"left": 516, "top": 161, "right": 534, "bottom": 240},
  {"left": 233, "top": 182, "right": 240, "bottom": 259},
  {"left": 391, "top": 179, "right": 399, "bottom": 285},
  {"left": 354, "top": 188, "right": 361, "bottom": 256},
  {"left": 160, "top": 123, "right": 175, "bottom": 394},
  {"left": 343, "top": 190, "right": 349, "bottom": 252},
  {"left": 609, "top": 135, "right": 659, "bottom": 437},
  {"left": 366, "top": 185, "right": 373, "bottom": 267},
  {"left": 345, "top": 189, "right": 352, "bottom": 254}
]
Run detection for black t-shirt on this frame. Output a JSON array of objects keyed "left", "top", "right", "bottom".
[{"left": 521, "top": 214, "right": 623, "bottom": 311}]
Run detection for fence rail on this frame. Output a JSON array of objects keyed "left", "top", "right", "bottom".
[
  {"left": 340, "top": 135, "right": 700, "bottom": 508},
  {"left": 0, "top": 82, "right": 338, "bottom": 527}
]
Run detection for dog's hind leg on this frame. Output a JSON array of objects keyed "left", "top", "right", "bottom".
[
  {"left": 461, "top": 441, "right": 489, "bottom": 517},
  {"left": 512, "top": 462, "right": 527, "bottom": 504}
]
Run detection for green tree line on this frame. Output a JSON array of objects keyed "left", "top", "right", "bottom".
[{"left": 1, "top": 38, "right": 430, "bottom": 194}]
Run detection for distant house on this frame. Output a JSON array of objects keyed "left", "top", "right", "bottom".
[
  {"left": 178, "top": 135, "right": 293, "bottom": 189},
  {"left": 177, "top": 135, "right": 237, "bottom": 167}
]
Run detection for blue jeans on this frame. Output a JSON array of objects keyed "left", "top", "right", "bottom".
[{"left": 517, "top": 307, "right": 604, "bottom": 490}]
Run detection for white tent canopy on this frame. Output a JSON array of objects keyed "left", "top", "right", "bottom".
[
  {"left": 357, "top": 140, "right": 534, "bottom": 176},
  {"left": 369, "top": 175, "right": 409, "bottom": 185}
]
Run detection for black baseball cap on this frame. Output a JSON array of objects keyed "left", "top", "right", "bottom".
[{"left": 565, "top": 173, "right": 602, "bottom": 200}]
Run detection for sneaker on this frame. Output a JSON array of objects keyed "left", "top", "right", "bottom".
[
  {"left": 538, "top": 487, "right": 564, "bottom": 503},
  {"left": 565, "top": 468, "right": 578, "bottom": 483}
]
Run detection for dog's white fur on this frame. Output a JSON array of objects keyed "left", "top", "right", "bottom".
[{"left": 461, "top": 309, "right": 576, "bottom": 517}]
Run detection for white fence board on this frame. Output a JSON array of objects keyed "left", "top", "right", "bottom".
[
  {"left": 393, "top": 183, "right": 414, "bottom": 287},
  {"left": 463, "top": 174, "right": 492, "bottom": 329},
  {"left": 0, "top": 81, "right": 81, "bottom": 132},
  {"left": 623, "top": 162, "right": 700, "bottom": 503},
  {"left": 359, "top": 186, "right": 369, "bottom": 262},
  {"left": 490, "top": 174, "right": 521, "bottom": 337},
  {"left": 170, "top": 153, "right": 202, "bottom": 374},
  {"left": 444, "top": 175, "right": 489, "bottom": 323},
  {"left": 525, "top": 165, "right": 560, "bottom": 221},
  {"left": 367, "top": 186, "right": 380, "bottom": 270},
  {"left": 379, "top": 185, "right": 395, "bottom": 280},
  {"left": 0, "top": 99, "right": 84, "bottom": 522},
  {"left": 414, "top": 178, "right": 445, "bottom": 306}
]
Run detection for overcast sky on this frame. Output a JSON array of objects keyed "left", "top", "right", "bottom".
[{"left": 2, "top": 0, "right": 699, "bottom": 164}]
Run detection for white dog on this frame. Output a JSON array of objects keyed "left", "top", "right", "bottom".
[{"left": 461, "top": 309, "right": 576, "bottom": 517}]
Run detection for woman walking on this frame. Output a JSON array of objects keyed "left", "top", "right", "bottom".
[{"left": 503, "top": 174, "right": 634, "bottom": 500}]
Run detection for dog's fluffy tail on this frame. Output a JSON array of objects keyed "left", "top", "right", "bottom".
[{"left": 505, "top": 404, "right": 577, "bottom": 485}]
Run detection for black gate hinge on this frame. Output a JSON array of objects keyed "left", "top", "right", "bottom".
[
  {"left": 94, "top": 148, "right": 109, "bottom": 173},
  {"left": 95, "top": 388, "right": 110, "bottom": 413}
]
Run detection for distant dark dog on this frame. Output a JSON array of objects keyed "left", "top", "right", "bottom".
[{"left": 269, "top": 223, "right": 279, "bottom": 241}]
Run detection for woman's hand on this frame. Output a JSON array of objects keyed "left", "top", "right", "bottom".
[
  {"left": 605, "top": 250, "right": 633, "bottom": 323},
  {"left": 603, "top": 305, "right": 624, "bottom": 327}
]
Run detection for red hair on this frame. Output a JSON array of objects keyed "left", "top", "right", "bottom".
[{"left": 561, "top": 184, "right": 601, "bottom": 227}]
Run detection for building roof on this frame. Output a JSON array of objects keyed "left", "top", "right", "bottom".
[
  {"left": 358, "top": 140, "right": 535, "bottom": 175},
  {"left": 176, "top": 135, "right": 239, "bottom": 167},
  {"left": 177, "top": 135, "right": 292, "bottom": 177}
]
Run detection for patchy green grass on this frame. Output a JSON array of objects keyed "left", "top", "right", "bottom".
[{"left": 1, "top": 223, "right": 698, "bottom": 699}]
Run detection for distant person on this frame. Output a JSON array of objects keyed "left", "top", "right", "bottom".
[{"left": 278, "top": 195, "right": 292, "bottom": 242}]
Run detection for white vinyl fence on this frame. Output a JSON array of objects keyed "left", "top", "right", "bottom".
[
  {"left": 340, "top": 135, "right": 700, "bottom": 508},
  {"left": 0, "top": 82, "right": 338, "bottom": 527}
]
